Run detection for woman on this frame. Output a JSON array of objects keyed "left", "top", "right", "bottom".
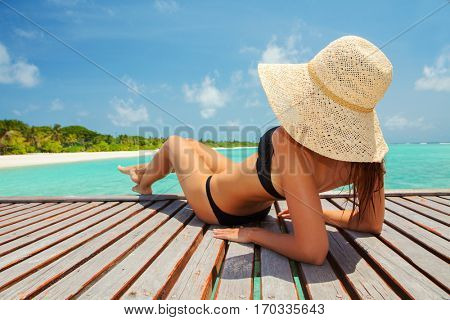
[{"left": 118, "top": 35, "right": 392, "bottom": 265}]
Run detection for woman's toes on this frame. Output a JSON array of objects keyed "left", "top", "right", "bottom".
[
  {"left": 130, "top": 170, "right": 140, "bottom": 183},
  {"left": 118, "top": 165, "right": 129, "bottom": 174}
]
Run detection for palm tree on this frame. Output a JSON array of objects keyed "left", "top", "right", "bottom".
[{"left": 51, "top": 124, "right": 62, "bottom": 142}]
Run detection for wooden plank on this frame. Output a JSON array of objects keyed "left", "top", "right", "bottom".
[
  {"left": 34, "top": 200, "right": 186, "bottom": 300},
  {"left": 0, "top": 203, "right": 12, "bottom": 209},
  {"left": 326, "top": 225, "right": 400, "bottom": 299},
  {"left": 0, "top": 202, "right": 130, "bottom": 273},
  {"left": 379, "top": 223, "right": 449, "bottom": 291},
  {"left": 214, "top": 242, "right": 254, "bottom": 300},
  {"left": 0, "top": 203, "right": 51, "bottom": 219},
  {"left": 331, "top": 197, "right": 449, "bottom": 260},
  {"left": 0, "top": 202, "right": 148, "bottom": 293},
  {"left": 384, "top": 199, "right": 448, "bottom": 238},
  {"left": 424, "top": 196, "right": 450, "bottom": 208},
  {"left": 0, "top": 202, "right": 103, "bottom": 249},
  {"left": 168, "top": 226, "right": 226, "bottom": 300},
  {"left": 406, "top": 196, "right": 450, "bottom": 215},
  {"left": 388, "top": 197, "right": 449, "bottom": 226},
  {"left": 0, "top": 204, "right": 61, "bottom": 223},
  {"left": 0, "top": 194, "right": 184, "bottom": 203},
  {"left": 121, "top": 216, "right": 205, "bottom": 299},
  {"left": 77, "top": 205, "right": 195, "bottom": 299},
  {"left": 384, "top": 204, "right": 449, "bottom": 260},
  {"left": 259, "top": 207, "right": 298, "bottom": 300},
  {"left": 440, "top": 196, "right": 450, "bottom": 200},
  {"left": 319, "top": 189, "right": 450, "bottom": 198},
  {"left": 0, "top": 201, "right": 164, "bottom": 299},
  {"left": 278, "top": 201, "right": 350, "bottom": 300},
  {"left": 213, "top": 219, "right": 261, "bottom": 300},
  {"left": 330, "top": 198, "right": 448, "bottom": 299},
  {"left": 0, "top": 203, "right": 81, "bottom": 235}
]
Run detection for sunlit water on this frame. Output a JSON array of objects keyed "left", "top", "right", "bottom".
[{"left": 0, "top": 144, "right": 449, "bottom": 196}]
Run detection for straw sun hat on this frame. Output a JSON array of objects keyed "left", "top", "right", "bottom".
[{"left": 258, "top": 35, "right": 392, "bottom": 163}]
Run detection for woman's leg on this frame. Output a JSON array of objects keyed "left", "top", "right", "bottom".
[
  {"left": 134, "top": 136, "right": 232, "bottom": 194},
  {"left": 133, "top": 135, "right": 231, "bottom": 224}
]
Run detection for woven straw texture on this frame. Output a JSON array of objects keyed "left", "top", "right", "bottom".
[{"left": 258, "top": 35, "right": 392, "bottom": 163}]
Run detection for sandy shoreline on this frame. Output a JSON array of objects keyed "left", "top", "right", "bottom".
[
  {"left": 0, "top": 150, "right": 158, "bottom": 169},
  {"left": 0, "top": 147, "right": 258, "bottom": 169}
]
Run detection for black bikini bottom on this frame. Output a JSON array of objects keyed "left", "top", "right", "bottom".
[{"left": 205, "top": 175, "right": 272, "bottom": 226}]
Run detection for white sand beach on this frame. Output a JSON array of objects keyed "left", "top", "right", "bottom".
[{"left": 0, "top": 150, "right": 157, "bottom": 169}]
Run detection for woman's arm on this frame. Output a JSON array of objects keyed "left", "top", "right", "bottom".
[
  {"left": 213, "top": 227, "right": 322, "bottom": 264},
  {"left": 278, "top": 185, "right": 385, "bottom": 234}
]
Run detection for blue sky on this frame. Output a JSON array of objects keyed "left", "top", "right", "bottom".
[{"left": 0, "top": 0, "right": 449, "bottom": 143}]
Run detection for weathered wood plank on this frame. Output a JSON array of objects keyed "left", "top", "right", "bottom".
[
  {"left": 77, "top": 205, "right": 195, "bottom": 299},
  {"left": 330, "top": 198, "right": 448, "bottom": 299},
  {"left": 0, "top": 201, "right": 162, "bottom": 299},
  {"left": 406, "top": 196, "right": 450, "bottom": 215},
  {"left": 384, "top": 199, "right": 448, "bottom": 238},
  {"left": 35, "top": 200, "right": 186, "bottom": 300},
  {"left": 0, "top": 203, "right": 70, "bottom": 225},
  {"left": 388, "top": 197, "right": 449, "bottom": 226},
  {"left": 0, "top": 202, "right": 103, "bottom": 250},
  {"left": 0, "top": 203, "right": 12, "bottom": 209},
  {"left": 122, "top": 216, "right": 205, "bottom": 299},
  {"left": 319, "top": 189, "right": 450, "bottom": 198},
  {"left": 424, "top": 196, "right": 450, "bottom": 207},
  {"left": 0, "top": 194, "right": 184, "bottom": 203},
  {"left": 384, "top": 203, "right": 449, "bottom": 260},
  {"left": 279, "top": 201, "right": 350, "bottom": 300},
  {"left": 214, "top": 242, "right": 254, "bottom": 300},
  {"left": 379, "top": 223, "right": 449, "bottom": 291},
  {"left": 0, "top": 203, "right": 54, "bottom": 220},
  {"left": 0, "top": 203, "right": 81, "bottom": 235},
  {"left": 168, "top": 226, "right": 226, "bottom": 300},
  {"left": 0, "top": 202, "right": 131, "bottom": 274},
  {"left": 440, "top": 196, "right": 450, "bottom": 200},
  {"left": 326, "top": 225, "right": 400, "bottom": 300},
  {"left": 259, "top": 207, "right": 298, "bottom": 300}
]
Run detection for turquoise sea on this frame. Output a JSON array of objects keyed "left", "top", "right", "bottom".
[{"left": 0, "top": 144, "right": 449, "bottom": 196}]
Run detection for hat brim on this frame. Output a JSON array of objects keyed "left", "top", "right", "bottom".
[{"left": 258, "top": 63, "right": 388, "bottom": 162}]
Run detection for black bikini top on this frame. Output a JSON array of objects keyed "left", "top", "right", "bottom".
[{"left": 256, "top": 126, "right": 285, "bottom": 200}]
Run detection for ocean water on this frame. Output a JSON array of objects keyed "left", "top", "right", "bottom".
[{"left": 0, "top": 144, "right": 448, "bottom": 196}]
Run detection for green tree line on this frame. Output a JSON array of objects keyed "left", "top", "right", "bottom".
[{"left": 0, "top": 119, "right": 257, "bottom": 155}]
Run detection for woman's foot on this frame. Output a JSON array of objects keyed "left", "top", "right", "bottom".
[
  {"left": 118, "top": 165, "right": 145, "bottom": 183},
  {"left": 132, "top": 184, "right": 152, "bottom": 195}
]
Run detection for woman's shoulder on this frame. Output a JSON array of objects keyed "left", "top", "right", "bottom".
[{"left": 272, "top": 126, "right": 312, "bottom": 157}]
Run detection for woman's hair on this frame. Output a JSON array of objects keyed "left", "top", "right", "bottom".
[{"left": 347, "top": 160, "right": 386, "bottom": 224}]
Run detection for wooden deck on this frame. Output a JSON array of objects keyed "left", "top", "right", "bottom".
[{"left": 0, "top": 190, "right": 448, "bottom": 300}]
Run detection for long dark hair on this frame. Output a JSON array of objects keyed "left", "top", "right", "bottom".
[{"left": 347, "top": 160, "right": 386, "bottom": 224}]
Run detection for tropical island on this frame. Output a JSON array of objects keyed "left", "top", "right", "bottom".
[{"left": 0, "top": 119, "right": 258, "bottom": 155}]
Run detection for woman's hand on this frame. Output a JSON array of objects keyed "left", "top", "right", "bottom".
[
  {"left": 277, "top": 209, "right": 291, "bottom": 220},
  {"left": 212, "top": 227, "right": 258, "bottom": 243}
]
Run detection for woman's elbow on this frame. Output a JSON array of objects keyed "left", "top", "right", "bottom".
[
  {"left": 308, "top": 248, "right": 328, "bottom": 266},
  {"left": 293, "top": 243, "right": 329, "bottom": 266}
]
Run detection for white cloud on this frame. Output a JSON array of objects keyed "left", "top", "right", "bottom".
[
  {"left": 240, "top": 28, "right": 310, "bottom": 64},
  {"left": 108, "top": 98, "right": 149, "bottom": 127},
  {"left": 385, "top": 115, "right": 432, "bottom": 131},
  {"left": 77, "top": 110, "right": 89, "bottom": 117},
  {"left": 415, "top": 47, "right": 450, "bottom": 92},
  {"left": 12, "top": 104, "right": 39, "bottom": 116},
  {"left": 50, "top": 98, "right": 64, "bottom": 111},
  {"left": 121, "top": 75, "right": 144, "bottom": 95},
  {"left": 0, "top": 42, "right": 40, "bottom": 87},
  {"left": 260, "top": 34, "right": 304, "bottom": 63},
  {"left": 154, "top": 0, "right": 179, "bottom": 13},
  {"left": 14, "top": 29, "right": 42, "bottom": 39},
  {"left": 183, "top": 76, "right": 228, "bottom": 119}
]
